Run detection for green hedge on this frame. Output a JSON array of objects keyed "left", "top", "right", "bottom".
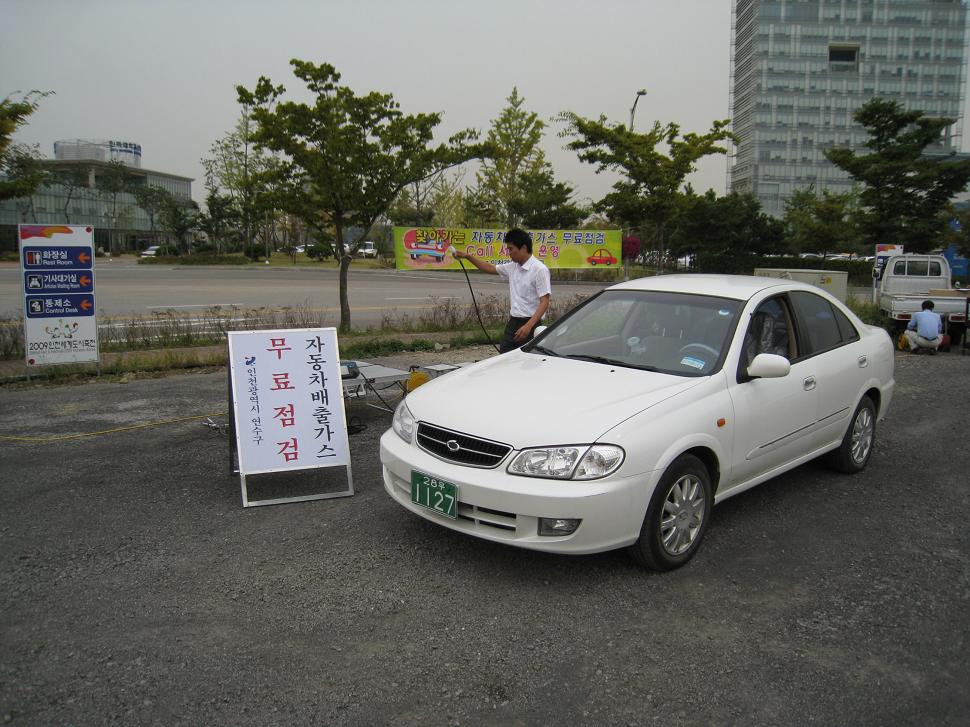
[{"left": 139, "top": 253, "right": 251, "bottom": 265}]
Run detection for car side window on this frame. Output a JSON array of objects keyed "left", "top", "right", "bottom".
[
  {"left": 832, "top": 305, "right": 860, "bottom": 343},
  {"left": 789, "top": 291, "right": 845, "bottom": 355},
  {"left": 741, "top": 297, "right": 794, "bottom": 369}
]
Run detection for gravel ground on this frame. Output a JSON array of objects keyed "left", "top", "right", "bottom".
[{"left": 0, "top": 347, "right": 968, "bottom": 726}]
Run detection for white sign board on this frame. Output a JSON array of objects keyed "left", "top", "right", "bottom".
[
  {"left": 20, "top": 225, "right": 99, "bottom": 366},
  {"left": 227, "top": 328, "right": 353, "bottom": 506}
]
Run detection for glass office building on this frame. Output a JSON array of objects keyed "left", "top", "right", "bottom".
[
  {"left": 0, "top": 142, "right": 193, "bottom": 252},
  {"left": 729, "top": 0, "right": 970, "bottom": 217}
]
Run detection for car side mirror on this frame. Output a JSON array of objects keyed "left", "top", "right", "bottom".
[
  {"left": 533, "top": 325, "right": 547, "bottom": 337},
  {"left": 746, "top": 353, "right": 791, "bottom": 379}
]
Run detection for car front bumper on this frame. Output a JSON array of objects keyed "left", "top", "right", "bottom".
[{"left": 379, "top": 429, "right": 659, "bottom": 555}]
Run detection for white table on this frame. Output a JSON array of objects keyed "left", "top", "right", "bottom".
[{"left": 341, "top": 360, "right": 411, "bottom": 410}]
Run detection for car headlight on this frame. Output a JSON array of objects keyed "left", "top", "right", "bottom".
[
  {"left": 392, "top": 400, "right": 416, "bottom": 443},
  {"left": 507, "top": 445, "right": 624, "bottom": 480}
]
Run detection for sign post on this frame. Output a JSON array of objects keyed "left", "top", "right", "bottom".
[
  {"left": 227, "top": 327, "right": 354, "bottom": 507},
  {"left": 20, "top": 225, "right": 99, "bottom": 366}
]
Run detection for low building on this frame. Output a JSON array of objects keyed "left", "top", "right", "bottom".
[{"left": 0, "top": 139, "right": 194, "bottom": 253}]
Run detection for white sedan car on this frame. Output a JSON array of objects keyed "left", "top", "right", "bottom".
[{"left": 380, "top": 275, "right": 895, "bottom": 570}]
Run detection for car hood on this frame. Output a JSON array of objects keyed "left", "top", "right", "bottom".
[{"left": 405, "top": 350, "right": 704, "bottom": 448}]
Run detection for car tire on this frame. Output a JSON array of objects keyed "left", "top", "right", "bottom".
[
  {"left": 628, "top": 454, "right": 712, "bottom": 571},
  {"left": 826, "top": 395, "right": 876, "bottom": 474}
]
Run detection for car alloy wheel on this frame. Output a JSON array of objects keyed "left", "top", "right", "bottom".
[
  {"left": 660, "top": 473, "right": 706, "bottom": 556},
  {"left": 628, "top": 453, "right": 713, "bottom": 570},
  {"left": 849, "top": 404, "right": 874, "bottom": 467},
  {"left": 827, "top": 395, "right": 876, "bottom": 474}
]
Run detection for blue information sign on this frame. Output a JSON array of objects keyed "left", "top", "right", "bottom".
[
  {"left": 20, "top": 225, "right": 100, "bottom": 366},
  {"left": 25, "top": 293, "right": 96, "bottom": 318},
  {"left": 22, "top": 245, "right": 94, "bottom": 269},
  {"left": 24, "top": 270, "right": 94, "bottom": 294}
]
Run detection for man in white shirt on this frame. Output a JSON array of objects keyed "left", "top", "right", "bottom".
[
  {"left": 454, "top": 228, "right": 552, "bottom": 352},
  {"left": 904, "top": 299, "right": 944, "bottom": 355}
]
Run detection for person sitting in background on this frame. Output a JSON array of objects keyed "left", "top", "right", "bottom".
[{"left": 905, "top": 300, "right": 943, "bottom": 355}]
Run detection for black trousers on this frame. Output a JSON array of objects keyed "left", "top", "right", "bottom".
[{"left": 499, "top": 316, "right": 535, "bottom": 353}]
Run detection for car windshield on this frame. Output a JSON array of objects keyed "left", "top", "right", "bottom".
[{"left": 526, "top": 289, "right": 743, "bottom": 376}]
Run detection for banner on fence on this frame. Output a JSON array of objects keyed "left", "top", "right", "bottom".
[{"left": 393, "top": 227, "right": 621, "bottom": 271}]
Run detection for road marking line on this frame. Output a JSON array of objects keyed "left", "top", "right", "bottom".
[
  {"left": 145, "top": 304, "right": 244, "bottom": 309},
  {"left": 385, "top": 296, "right": 463, "bottom": 301}
]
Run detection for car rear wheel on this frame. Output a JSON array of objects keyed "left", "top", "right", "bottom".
[
  {"left": 628, "top": 454, "right": 712, "bottom": 571},
  {"left": 826, "top": 395, "right": 875, "bottom": 474}
]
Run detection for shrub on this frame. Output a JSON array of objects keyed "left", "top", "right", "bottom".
[
  {"left": 844, "top": 296, "right": 889, "bottom": 327},
  {"left": 306, "top": 243, "right": 332, "bottom": 261}
]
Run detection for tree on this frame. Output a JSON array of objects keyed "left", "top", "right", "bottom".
[
  {"left": 160, "top": 196, "right": 199, "bottom": 251},
  {"left": 825, "top": 98, "right": 970, "bottom": 253},
  {"left": 98, "top": 160, "right": 132, "bottom": 253},
  {"left": 56, "top": 164, "right": 91, "bottom": 225},
  {"left": 0, "top": 91, "right": 51, "bottom": 202},
  {"left": 388, "top": 170, "right": 466, "bottom": 228},
  {"left": 201, "top": 111, "right": 278, "bottom": 252},
  {"left": 461, "top": 180, "right": 502, "bottom": 227},
  {"left": 561, "top": 110, "right": 734, "bottom": 265},
  {"left": 476, "top": 87, "right": 546, "bottom": 227},
  {"left": 197, "top": 190, "right": 238, "bottom": 253},
  {"left": 507, "top": 168, "right": 587, "bottom": 229},
  {"left": 238, "top": 59, "right": 484, "bottom": 332},
  {"left": 670, "top": 191, "right": 783, "bottom": 267},
  {"left": 133, "top": 185, "right": 171, "bottom": 240},
  {"left": 939, "top": 203, "right": 970, "bottom": 259},
  {"left": 6, "top": 144, "right": 49, "bottom": 222},
  {"left": 783, "top": 187, "right": 861, "bottom": 257}
]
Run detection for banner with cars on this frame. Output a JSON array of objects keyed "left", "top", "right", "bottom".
[{"left": 393, "top": 227, "right": 622, "bottom": 270}]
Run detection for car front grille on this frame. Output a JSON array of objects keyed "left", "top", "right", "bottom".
[{"left": 416, "top": 423, "right": 512, "bottom": 468}]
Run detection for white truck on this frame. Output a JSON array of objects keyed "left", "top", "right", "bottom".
[{"left": 873, "top": 253, "right": 968, "bottom": 344}]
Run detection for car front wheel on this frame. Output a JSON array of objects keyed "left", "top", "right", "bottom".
[
  {"left": 628, "top": 454, "right": 712, "bottom": 571},
  {"left": 826, "top": 395, "right": 876, "bottom": 474}
]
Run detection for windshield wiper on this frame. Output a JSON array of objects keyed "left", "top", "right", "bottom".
[
  {"left": 564, "top": 354, "right": 658, "bottom": 371},
  {"left": 530, "top": 344, "right": 560, "bottom": 357}
]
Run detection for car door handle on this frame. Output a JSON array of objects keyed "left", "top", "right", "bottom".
[
  {"left": 858, "top": 355, "right": 868, "bottom": 368},
  {"left": 803, "top": 376, "right": 816, "bottom": 391}
]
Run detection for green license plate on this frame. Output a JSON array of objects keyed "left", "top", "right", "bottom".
[{"left": 411, "top": 470, "right": 458, "bottom": 520}]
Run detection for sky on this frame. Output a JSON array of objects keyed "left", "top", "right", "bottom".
[{"left": 3, "top": 0, "right": 735, "bottom": 208}]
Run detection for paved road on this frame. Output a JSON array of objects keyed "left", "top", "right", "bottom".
[
  {"left": 0, "top": 260, "right": 605, "bottom": 328},
  {"left": 1, "top": 349, "right": 967, "bottom": 725}
]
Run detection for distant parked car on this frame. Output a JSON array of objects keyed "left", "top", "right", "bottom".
[
  {"left": 357, "top": 241, "right": 378, "bottom": 258},
  {"left": 140, "top": 245, "right": 161, "bottom": 258}
]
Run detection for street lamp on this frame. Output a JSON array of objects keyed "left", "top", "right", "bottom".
[{"left": 629, "top": 89, "right": 647, "bottom": 131}]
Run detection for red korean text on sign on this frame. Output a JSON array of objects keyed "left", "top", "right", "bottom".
[
  {"left": 267, "top": 337, "right": 292, "bottom": 360},
  {"left": 277, "top": 437, "right": 299, "bottom": 462}
]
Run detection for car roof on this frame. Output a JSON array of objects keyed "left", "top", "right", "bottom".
[{"left": 608, "top": 273, "right": 804, "bottom": 301}]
